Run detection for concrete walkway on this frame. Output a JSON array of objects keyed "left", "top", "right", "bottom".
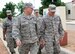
[{"left": 66, "top": 20, "right": 75, "bottom": 30}]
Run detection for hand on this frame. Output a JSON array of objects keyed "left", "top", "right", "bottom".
[
  {"left": 16, "top": 39, "right": 21, "bottom": 47},
  {"left": 39, "top": 39, "right": 46, "bottom": 48},
  {"left": 60, "top": 37, "right": 64, "bottom": 41},
  {"left": 3, "top": 37, "right": 6, "bottom": 41}
]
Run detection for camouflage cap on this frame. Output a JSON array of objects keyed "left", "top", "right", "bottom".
[
  {"left": 23, "top": 3, "right": 34, "bottom": 9},
  {"left": 6, "top": 10, "right": 12, "bottom": 15},
  {"left": 49, "top": 4, "right": 56, "bottom": 12},
  {"left": 34, "top": 9, "right": 39, "bottom": 13}
]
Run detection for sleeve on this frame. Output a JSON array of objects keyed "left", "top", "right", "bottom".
[
  {"left": 58, "top": 17, "right": 64, "bottom": 39},
  {"left": 39, "top": 19, "right": 46, "bottom": 40},
  {"left": 34, "top": 16, "right": 38, "bottom": 34},
  {"left": 3, "top": 19, "right": 7, "bottom": 29},
  {"left": 12, "top": 17, "right": 21, "bottom": 40}
]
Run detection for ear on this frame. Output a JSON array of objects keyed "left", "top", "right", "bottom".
[
  {"left": 23, "top": 8, "right": 27, "bottom": 12},
  {"left": 48, "top": 8, "right": 50, "bottom": 12}
]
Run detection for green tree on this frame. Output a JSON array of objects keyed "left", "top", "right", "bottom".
[
  {"left": 39, "top": 0, "right": 65, "bottom": 15},
  {"left": 0, "top": 12, "right": 6, "bottom": 19},
  {"left": 0, "top": 8, "right": 7, "bottom": 18},
  {"left": 16, "top": 1, "right": 24, "bottom": 14},
  {"left": 0, "top": 2, "right": 16, "bottom": 18},
  {"left": 5, "top": 2, "right": 16, "bottom": 15}
]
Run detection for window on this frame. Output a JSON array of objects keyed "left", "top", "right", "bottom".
[{"left": 68, "top": 10, "right": 71, "bottom": 14}]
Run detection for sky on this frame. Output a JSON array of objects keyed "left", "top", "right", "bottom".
[
  {"left": 61, "top": 0, "right": 72, "bottom": 3},
  {"left": 0, "top": 0, "right": 72, "bottom": 11}
]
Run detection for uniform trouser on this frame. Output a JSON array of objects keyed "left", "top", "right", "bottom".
[
  {"left": 53, "top": 39, "right": 60, "bottom": 54},
  {"left": 18, "top": 42, "right": 38, "bottom": 54},
  {"left": 45, "top": 41, "right": 54, "bottom": 54},
  {"left": 6, "top": 37, "right": 16, "bottom": 53},
  {"left": 45, "top": 40, "right": 60, "bottom": 54}
]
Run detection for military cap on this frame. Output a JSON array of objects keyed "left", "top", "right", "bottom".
[
  {"left": 6, "top": 10, "right": 12, "bottom": 15},
  {"left": 49, "top": 4, "right": 56, "bottom": 12},
  {"left": 23, "top": 3, "right": 34, "bottom": 9},
  {"left": 34, "top": 9, "right": 39, "bottom": 13}
]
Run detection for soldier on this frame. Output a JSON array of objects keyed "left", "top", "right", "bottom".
[
  {"left": 39, "top": 4, "right": 64, "bottom": 54},
  {"left": 3, "top": 10, "right": 16, "bottom": 54},
  {"left": 34, "top": 9, "right": 42, "bottom": 35},
  {"left": 34, "top": 9, "right": 41, "bottom": 17},
  {"left": 34, "top": 9, "right": 43, "bottom": 54},
  {"left": 12, "top": 3, "right": 38, "bottom": 54}
]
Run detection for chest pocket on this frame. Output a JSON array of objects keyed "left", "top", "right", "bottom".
[
  {"left": 30, "top": 21, "right": 36, "bottom": 26},
  {"left": 54, "top": 18, "right": 60, "bottom": 26},
  {"left": 6, "top": 22, "right": 11, "bottom": 28},
  {"left": 29, "top": 20, "right": 36, "bottom": 31},
  {"left": 45, "top": 20, "right": 53, "bottom": 29},
  {"left": 53, "top": 18, "right": 60, "bottom": 31},
  {"left": 6, "top": 22, "right": 12, "bottom": 33},
  {"left": 21, "top": 20, "right": 29, "bottom": 28}
]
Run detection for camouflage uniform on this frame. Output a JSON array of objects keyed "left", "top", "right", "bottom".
[
  {"left": 34, "top": 9, "right": 43, "bottom": 36},
  {"left": 3, "top": 18, "right": 16, "bottom": 53},
  {"left": 40, "top": 15, "right": 64, "bottom": 54},
  {"left": 34, "top": 9, "right": 43, "bottom": 54},
  {"left": 35, "top": 16, "right": 42, "bottom": 36},
  {"left": 12, "top": 13, "right": 38, "bottom": 54}
]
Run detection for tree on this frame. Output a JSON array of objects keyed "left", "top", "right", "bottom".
[
  {"left": 39, "top": 0, "right": 65, "bottom": 15},
  {"left": 0, "top": 2, "right": 16, "bottom": 18},
  {"left": 0, "top": 8, "right": 7, "bottom": 18},
  {"left": 5, "top": 2, "right": 16, "bottom": 15},
  {"left": 16, "top": 1, "right": 24, "bottom": 14},
  {"left": 0, "top": 12, "right": 6, "bottom": 18}
]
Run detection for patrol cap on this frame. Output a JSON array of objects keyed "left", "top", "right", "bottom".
[
  {"left": 34, "top": 9, "right": 39, "bottom": 13},
  {"left": 49, "top": 4, "right": 56, "bottom": 12},
  {"left": 23, "top": 3, "right": 34, "bottom": 9},
  {"left": 6, "top": 10, "right": 12, "bottom": 15}
]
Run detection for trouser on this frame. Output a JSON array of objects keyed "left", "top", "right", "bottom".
[
  {"left": 45, "top": 41, "right": 54, "bottom": 54},
  {"left": 53, "top": 37, "right": 60, "bottom": 54},
  {"left": 18, "top": 42, "right": 38, "bottom": 54},
  {"left": 45, "top": 38, "right": 60, "bottom": 54},
  {"left": 6, "top": 37, "right": 16, "bottom": 53}
]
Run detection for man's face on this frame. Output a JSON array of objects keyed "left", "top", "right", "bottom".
[
  {"left": 7, "top": 15, "right": 12, "bottom": 19},
  {"left": 35, "top": 12, "right": 39, "bottom": 16},
  {"left": 48, "top": 8, "right": 55, "bottom": 15},
  {"left": 51, "top": 12, "right": 55, "bottom": 15},
  {"left": 24, "top": 7, "right": 33, "bottom": 15}
]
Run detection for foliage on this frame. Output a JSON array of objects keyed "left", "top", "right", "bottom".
[{"left": 39, "top": 0, "right": 65, "bottom": 15}]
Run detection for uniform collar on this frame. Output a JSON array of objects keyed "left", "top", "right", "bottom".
[
  {"left": 22, "top": 13, "right": 34, "bottom": 20},
  {"left": 7, "top": 17, "right": 12, "bottom": 21}
]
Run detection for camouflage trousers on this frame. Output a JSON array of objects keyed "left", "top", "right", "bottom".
[
  {"left": 44, "top": 37, "right": 60, "bottom": 54},
  {"left": 18, "top": 42, "right": 38, "bottom": 54},
  {"left": 53, "top": 41, "right": 60, "bottom": 54},
  {"left": 6, "top": 37, "right": 16, "bottom": 53}
]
